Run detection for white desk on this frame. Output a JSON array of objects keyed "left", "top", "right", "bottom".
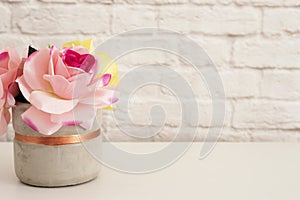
[{"left": 1, "top": 142, "right": 300, "bottom": 200}]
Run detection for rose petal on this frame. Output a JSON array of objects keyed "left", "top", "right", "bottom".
[
  {"left": 16, "top": 76, "right": 32, "bottom": 102},
  {"left": 0, "top": 108, "right": 9, "bottom": 136},
  {"left": 8, "top": 82, "right": 19, "bottom": 97},
  {"left": 0, "top": 79, "right": 4, "bottom": 99},
  {"left": 0, "top": 52, "right": 9, "bottom": 70},
  {"left": 7, "top": 48, "right": 21, "bottom": 70},
  {"left": 54, "top": 56, "right": 70, "bottom": 78},
  {"left": 0, "top": 68, "right": 17, "bottom": 92},
  {"left": 66, "top": 66, "right": 86, "bottom": 76},
  {"left": 22, "top": 106, "right": 62, "bottom": 135},
  {"left": 50, "top": 103, "right": 96, "bottom": 126},
  {"left": 44, "top": 74, "right": 92, "bottom": 99},
  {"left": 48, "top": 45, "right": 56, "bottom": 76},
  {"left": 71, "top": 47, "right": 90, "bottom": 54},
  {"left": 6, "top": 92, "right": 15, "bottom": 107},
  {"left": 90, "top": 73, "right": 111, "bottom": 88},
  {"left": 43, "top": 75, "right": 74, "bottom": 99},
  {"left": 23, "top": 49, "right": 52, "bottom": 92},
  {"left": 96, "top": 52, "right": 119, "bottom": 86},
  {"left": 80, "top": 54, "right": 96, "bottom": 73},
  {"left": 80, "top": 88, "right": 118, "bottom": 108},
  {"left": 30, "top": 91, "right": 79, "bottom": 114}
]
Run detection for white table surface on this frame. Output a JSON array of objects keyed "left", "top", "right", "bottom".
[{"left": 1, "top": 142, "right": 300, "bottom": 200}]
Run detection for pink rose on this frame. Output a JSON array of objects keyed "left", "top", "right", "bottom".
[
  {"left": 0, "top": 48, "right": 21, "bottom": 135},
  {"left": 17, "top": 46, "right": 117, "bottom": 135}
]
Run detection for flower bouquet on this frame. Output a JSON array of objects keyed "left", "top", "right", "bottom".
[{"left": 0, "top": 39, "right": 119, "bottom": 187}]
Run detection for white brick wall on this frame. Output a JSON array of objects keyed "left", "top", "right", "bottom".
[{"left": 1, "top": 0, "right": 300, "bottom": 142}]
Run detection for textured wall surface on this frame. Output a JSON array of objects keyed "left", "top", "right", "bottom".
[{"left": 1, "top": 0, "right": 300, "bottom": 142}]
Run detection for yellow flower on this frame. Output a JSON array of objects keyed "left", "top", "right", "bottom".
[
  {"left": 96, "top": 52, "right": 119, "bottom": 86},
  {"left": 96, "top": 52, "right": 119, "bottom": 110}
]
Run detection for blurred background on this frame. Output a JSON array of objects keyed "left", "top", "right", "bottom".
[{"left": 1, "top": 0, "right": 300, "bottom": 142}]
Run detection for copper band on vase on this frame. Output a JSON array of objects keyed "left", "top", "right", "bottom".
[{"left": 14, "top": 130, "right": 101, "bottom": 146}]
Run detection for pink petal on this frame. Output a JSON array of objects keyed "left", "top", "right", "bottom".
[
  {"left": 0, "top": 80, "right": 4, "bottom": 99},
  {"left": 66, "top": 66, "right": 85, "bottom": 76},
  {"left": 0, "top": 68, "right": 17, "bottom": 92},
  {"left": 6, "top": 92, "right": 15, "bottom": 107},
  {"left": 50, "top": 103, "right": 96, "bottom": 126},
  {"left": 72, "top": 47, "right": 90, "bottom": 54},
  {"left": 80, "top": 54, "right": 96, "bottom": 73},
  {"left": 48, "top": 45, "right": 56, "bottom": 76},
  {"left": 8, "top": 81, "right": 19, "bottom": 97},
  {"left": 0, "top": 100, "right": 4, "bottom": 109},
  {"left": 43, "top": 75, "right": 74, "bottom": 99},
  {"left": 63, "top": 121, "right": 82, "bottom": 126},
  {"left": 0, "top": 108, "right": 9, "bottom": 136},
  {"left": 68, "top": 73, "right": 94, "bottom": 97},
  {"left": 16, "top": 58, "right": 26, "bottom": 77},
  {"left": 63, "top": 49, "right": 83, "bottom": 68},
  {"left": 80, "top": 88, "right": 118, "bottom": 108},
  {"left": 7, "top": 48, "right": 21, "bottom": 70},
  {"left": 80, "top": 74, "right": 112, "bottom": 99},
  {"left": 22, "top": 106, "right": 62, "bottom": 135},
  {"left": 0, "top": 52, "right": 9, "bottom": 70},
  {"left": 44, "top": 74, "right": 92, "bottom": 99},
  {"left": 101, "top": 74, "right": 112, "bottom": 87},
  {"left": 23, "top": 49, "right": 52, "bottom": 92},
  {"left": 54, "top": 56, "right": 70, "bottom": 78},
  {"left": 68, "top": 72, "right": 92, "bottom": 85},
  {"left": 29, "top": 91, "right": 79, "bottom": 114},
  {"left": 0, "top": 68, "right": 7, "bottom": 75},
  {"left": 16, "top": 76, "right": 32, "bottom": 102}
]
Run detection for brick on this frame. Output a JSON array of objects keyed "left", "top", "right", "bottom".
[
  {"left": 116, "top": 49, "right": 178, "bottom": 68},
  {"left": 25, "top": 35, "right": 103, "bottom": 49},
  {"left": 234, "top": 0, "right": 284, "bottom": 6},
  {"left": 217, "top": 0, "right": 232, "bottom": 4},
  {"left": 110, "top": 98, "right": 229, "bottom": 128},
  {"left": 38, "top": 0, "right": 78, "bottom": 3},
  {"left": 158, "top": 68, "right": 254, "bottom": 101},
  {"left": 191, "top": 36, "right": 231, "bottom": 67},
  {"left": 192, "top": 0, "right": 232, "bottom": 5},
  {"left": 0, "top": 34, "right": 29, "bottom": 50},
  {"left": 233, "top": 37, "right": 300, "bottom": 68},
  {"left": 114, "top": 0, "right": 188, "bottom": 4},
  {"left": 194, "top": 100, "right": 231, "bottom": 128},
  {"left": 155, "top": 68, "right": 213, "bottom": 103},
  {"left": 221, "top": 70, "right": 260, "bottom": 98},
  {"left": 83, "top": 0, "right": 113, "bottom": 3},
  {"left": 2, "top": 0, "right": 29, "bottom": 2},
  {"left": 153, "top": 127, "right": 247, "bottom": 142},
  {"left": 235, "top": 0, "right": 300, "bottom": 6},
  {"left": 115, "top": 100, "right": 182, "bottom": 128},
  {"left": 263, "top": 9, "right": 300, "bottom": 35},
  {"left": 112, "top": 6, "right": 157, "bottom": 33},
  {"left": 159, "top": 6, "right": 261, "bottom": 35},
  {"left": 13, "top": 6, "right": 110, "bottom": 34},
  {"left": 232, "top": 100, "right": 300, "bottom": 129},
  {"left": 285, "top": 0, "right": 300, "bottom": 6},
  {"left": 0, "top": 6, "right": 10, "bottom": 33},
  {"left": 261, "top": 70, "right": 300, "bottom": 100}
]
